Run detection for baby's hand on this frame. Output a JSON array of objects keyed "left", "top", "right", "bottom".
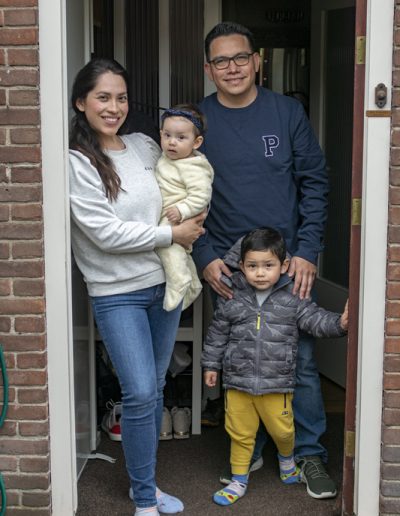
[
  {"left": 166, "top": 206, "right": 181, "bottom": 224},
  {"left": 204, "top": 370, "right": 217, "bottom": 387},
  {"left": 340, "top": 299, "right": 349, "bottom": 331}
]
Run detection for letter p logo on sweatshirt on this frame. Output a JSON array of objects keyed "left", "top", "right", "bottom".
[{"left": 262, "top": 135, "right": 280, "bottom": 157}]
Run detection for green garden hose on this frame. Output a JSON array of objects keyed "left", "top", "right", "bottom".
[{"left": 0, "top": 345, "right": 8, "bottom": 516}]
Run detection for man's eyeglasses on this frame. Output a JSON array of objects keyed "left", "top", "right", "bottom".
[{"left": 208, "top": 52, "right": 254, "bottom": 70}]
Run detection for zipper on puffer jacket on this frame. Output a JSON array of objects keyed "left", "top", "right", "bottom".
[{"left": 255, "top": 311, "right": 262, "bottom": 392}]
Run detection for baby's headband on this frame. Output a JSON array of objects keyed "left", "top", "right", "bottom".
[{"left": 161, "top": 108, "right": 203, "bottom": 133}]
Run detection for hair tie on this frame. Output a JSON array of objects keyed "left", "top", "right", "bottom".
[{"left": 161, "top": 109, "right": 203, "bottom": 133}]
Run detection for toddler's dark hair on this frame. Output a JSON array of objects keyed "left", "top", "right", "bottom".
[{"left": 240, "top": 227, "right": 287, "bottom": 263}]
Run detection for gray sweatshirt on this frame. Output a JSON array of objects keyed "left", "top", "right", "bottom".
[{"left": 69, "top": 133, "right": 172, "bottom": 297}]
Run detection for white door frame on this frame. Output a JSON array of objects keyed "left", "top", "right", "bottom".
[
  {"left": 354, "top": 1, "right": 393, "bottom": 514},
  {"left": 39, "top": 0, "right": 77, "bottom": 513},
  {"left": 40, "top": 0, "right": 392, "bottom": 513}
]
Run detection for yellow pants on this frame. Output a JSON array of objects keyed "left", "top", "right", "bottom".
[{"left": 225, "top": 389, "right": 295, "bottom": 476}]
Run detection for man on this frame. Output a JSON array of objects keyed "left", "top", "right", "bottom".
[{"left": 192, "top": 21, "right": 334, "bottom": 499}]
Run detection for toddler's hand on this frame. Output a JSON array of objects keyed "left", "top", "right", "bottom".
[
  {"left": 166, "top": 206, "right": 181, "bottom": 224},
  {"left": 340, "top": 299, "right": 349, "bottom": 331},
  {"left": 204, "top": 371, "right": 217, "bottom": 387}
]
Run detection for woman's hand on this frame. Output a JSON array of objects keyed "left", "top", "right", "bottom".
[{"left": 171, "top": 212, "right": 205, "bottom": 248}]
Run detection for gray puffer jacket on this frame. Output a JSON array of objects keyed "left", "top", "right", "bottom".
[{"left": 201, "top": 268, "right": 346, "bottom": 396}]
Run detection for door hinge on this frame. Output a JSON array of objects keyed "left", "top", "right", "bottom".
[
  {"left": 356, "top": 36, "right": 366, "bottom": 65},
  {"left": 345, "top": 430, "right": 356, "bottom": 458},
  {"left": 351, "top": 198, "right": 362, "bottom": 226}
]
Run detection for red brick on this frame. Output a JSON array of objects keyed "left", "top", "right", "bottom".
[
  {"left": 386, "top": 354, "right": 400, "bottom": 372},
  {"left": 0, "top": 185, "right": 42, "bottom": 202},
  {"left": 0, "top": 456, "right": 17, "bottom": 472},
  {"left": 6, "top": 370, "right": 46, "bottom": 387},
  {"left": 10, "top": 166, "right": 41, "bottom": 183},
  {"left": 0, "top": 68, "right": 38, "bottom": 88},
  {"left": 4, "top": 9, "right": 37, "bottom": 26},
  {"left": 384, "top": 391, "right": 400, "bottom": 410},
  {"left": 23, "top": 491, "right": 51, "bottom": 508},
  {"left": 392, "top": 104, "right": 400, "bottom": 121},
  {"left": 18, "top": 388, "right": 47, "bottom": 404},
  {"left": 0, "top": 27, "right": 38, "bottom": 45},
  {"left": 12, "top": 241, "right": 43, "bottom": 258},
  {"left": 15, "top": 316, "right": 44, "bottom": 333},
  {"left": 388, "top": 282, "right": 400, "bottom": 300},
  {"left": 0, "top": 204, "right": 9, "bottom": 221},
  {"left": 4, "top": 353, "right": 15, "bottom": 369},
  {"left": 390, "top": 186, "right": 400, "bottom": 205},
  {"left": 10, "top": 128, "right": 40, "bottom": 144},
  {"left": 0, "top": 222, "right": 42, "bottom": 239},
  {"left": 0, "top": 439, "right": 48, "bottom": 456},
  {"left": 0, "top": 127, "right": 5, "bottom": 144},
  {"left": 386, "top": 300, "right": 400, "bottom": 317},
  {"left": 392, "top": 148, "right": 400, "bottom": 167},
  {"left": 11, "top": 203, "right": 41, "bottom": 220},
  {"left": 1, "top": 334, "right": 45, "bottom": 352},
  {"left": 0, "top": 89, "right": 5, "bottom": 105},
  {"left": 17, "top": 352, "right": 46, "bottom": 369},
  {"left": 388, "top": 264, "right": 400, "bottom": 281},
  {"left": 0, "top": 0, "right": 37, "bottom": 5},
  {"left": 383, "top": 427, "right": 400, "bottom": 444},
  {"left": 3, "top": 473, "right": 49, "bottom": 490},
  {"left": 387, "top": 319, "right": 400, "bottom": 335},
  {"left": 0, "top": 298, "right": 44, "bottom": 314},
  {"left": 7, "top": 48, "right": 38, "bottom": 66},
  {"left": 386, "top": 337, "right": 400, "bottom": 353},
  {"left": 0, "top": 316, "right": 11, "bottom": 332},
  {"left": 390, "top": 206, "right": 400, "bottom": 225},
  {"left": 393, "top": 92, "right": 400, "bottom": 111},
  {"left": 19, "top": 420, "right": 48, "bottom": 437},
  {"left": 0, "top": 107, "right": 39, "bottom": 125},
  {"left": 0, "top": 242, "right": 9, "bottom": 259},
  {"left": 384, "top": 407, "right": 400, "bottom": 425},
  {"left": 0, "top": 387, "right": 15, "bottom": 403},
  {"left": 13, "top": 279, "right": 44, "bottom": 296},
  {"left": 0, "top": 49, "right": 5, "bottom": 65},
  {"left": 0, "top": 422, "right": 17, "bottom": 438},
  {"left": 0, "top": 166, "right": 7, "bottom": 182},
  {"left": 0, "top": 278, "right": 11, "bottom": 295},
  {"left": 384, "top": 373, "right": 400, "bottom": 389},
  {"left": 0, "top": 146, "right": 41, "bottom": 164},
  {"left": 9, "top": 89, "right": 39, "bottom": 106},
  {"left": 389, "top": 245, "right": 400, "bottom": 261},
  {"left": 20, "top": 457, "right": 49, "bottom": 474}
]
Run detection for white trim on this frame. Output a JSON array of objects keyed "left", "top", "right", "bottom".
[
  {"left": 355, "top": 0, "right": 394, "bottom": 514},
  {"left": 159, "top": 0, "right": 170, "bottom": 114},
  {"left": 114, "top": 0, "right": 126, "bottom": 66},
  {"left": 39, "top": 0, "right": 77, "bottom": 514}
]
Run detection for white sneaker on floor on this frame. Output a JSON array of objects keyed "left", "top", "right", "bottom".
[
  {"left": 159, "top": 407, "right": 172, "bottom": 440},
  {"left": 171, "top": 407, "right": 191, "bottom": 439},
  {"left": 101, "top": 400, "right": 122, "bottom": 441}
]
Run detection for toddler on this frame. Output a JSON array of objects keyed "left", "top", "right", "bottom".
[
  {"left": 156, "top": 103, "right": 214, "bottom": 311},
  {"left": 202, "top": 227, "right": 349, "bottom": 506}
]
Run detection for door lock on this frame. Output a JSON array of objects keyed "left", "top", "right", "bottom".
[{"left": 375, "top": 83, "right": 387, "bottom": 108}]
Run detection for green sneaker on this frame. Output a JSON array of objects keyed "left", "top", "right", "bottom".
[
  {"left": 299, "top": 456, "right": 337, "bottom": 499},
  {"left": 219, "top": 456, "right": 264, "bottom": 485}
]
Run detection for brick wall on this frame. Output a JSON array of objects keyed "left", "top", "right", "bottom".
[
  {"left": 382, "top": 2, "right": 400, "bottom": 514},
  {"left": 0, "top": 0, "right": 50, "bottom": 514}
]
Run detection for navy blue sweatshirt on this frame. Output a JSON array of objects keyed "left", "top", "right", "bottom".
[{"left": 192, "top": 87, "right": 329, "bottom": 271}]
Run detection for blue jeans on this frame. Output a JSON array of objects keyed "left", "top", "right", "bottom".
[
  {"left": 91, "top": 284, "right": 182, "bottom": 508},
  {"left": 253, "top": 331, "right": 328, "bottom": 463}
]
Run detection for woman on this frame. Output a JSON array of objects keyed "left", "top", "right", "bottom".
[{"left": 69, "top": 58, "right": 204, "bottom": 515}]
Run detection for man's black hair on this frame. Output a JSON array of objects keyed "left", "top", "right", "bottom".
[
  {"left": 205, "top": 22, "right": 256, "bottom": 62},
  {"left": 240, "top": 227, "right": 287, "bottom": 264}
]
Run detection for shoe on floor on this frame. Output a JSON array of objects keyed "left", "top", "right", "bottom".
[
  {"left": 201, "top": 397, "right": 224, "bottom": 427},
  {"left": 299, "top": 455, "right": 337, "bottom": 499},
  {"left": 159, "top": 407, "right": 172, "bottom": 441},
  {"left": 101, "top": 400, "right": 122, "bottom": 442},
  {"left": 219, "top": 456, "right": 264, "bottom": 485},
  {"left": 171, "top": 407, "right": 191, "bottom": 439}
]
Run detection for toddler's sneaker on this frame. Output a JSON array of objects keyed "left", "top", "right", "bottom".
[
  {"left": 101, "top": 400, "right": 122, "bottom": 441},
  {"left": 171, "top": 407, "right": 191, "bottom": 439},
  {"left": 159, "top": 407, "right": 173, "bottom": 440}
]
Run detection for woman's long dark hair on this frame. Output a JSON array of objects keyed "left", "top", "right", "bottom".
[{"left": 69, "top": 58, "right": 129, "bottom": 201}]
